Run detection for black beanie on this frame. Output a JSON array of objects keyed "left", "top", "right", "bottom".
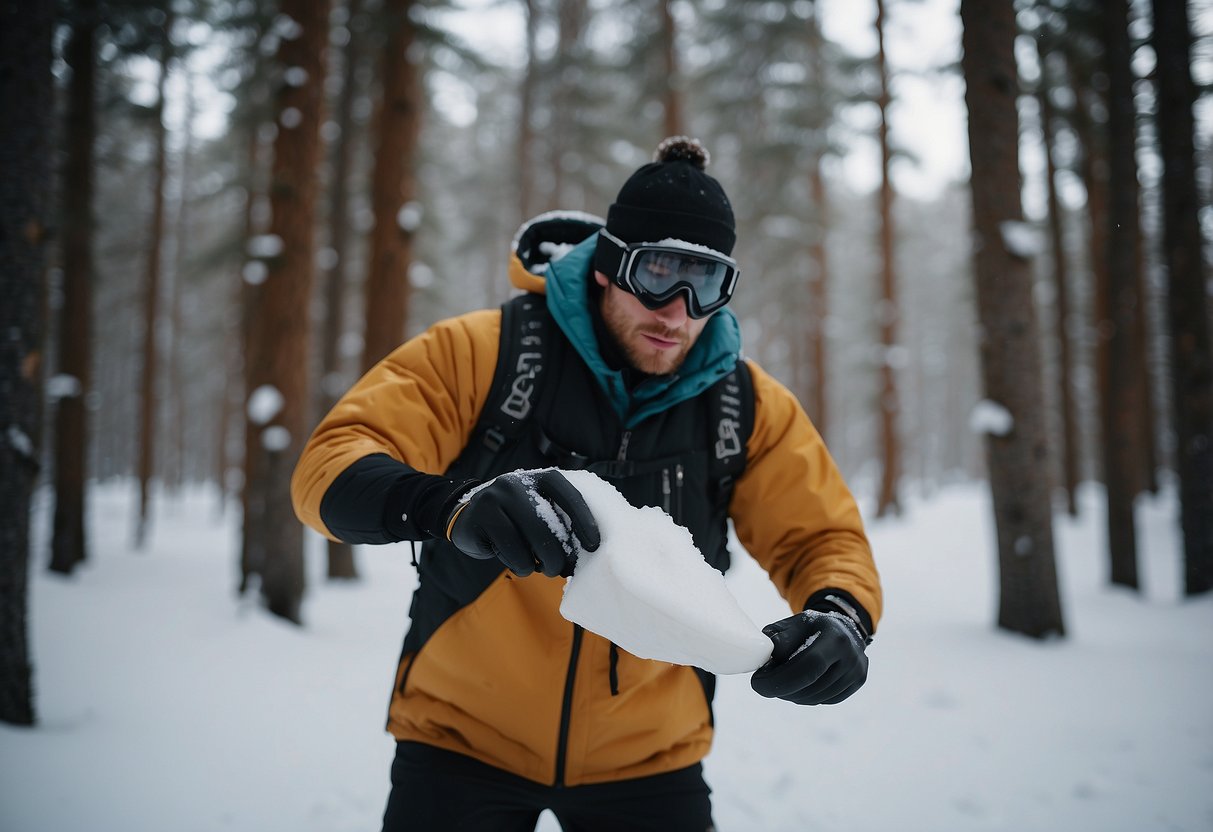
[{"left": 594, "top": 136, "right": 736, "bottom": 278}]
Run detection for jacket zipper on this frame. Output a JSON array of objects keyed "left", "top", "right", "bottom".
[
  {"left": 554, "top": 624, "right": 584, "bottom": 787},
  {"left": 617, "top": 430, "right": 631, "bottom": 461},
  {"left": 675, "top": 463, "right": 684, "bottom": 521},
  {"left": 662, "top": 467, "right": 671, "bottom": 513}
]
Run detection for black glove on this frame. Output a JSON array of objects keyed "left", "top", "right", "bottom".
[
  {"left": 750, "top": 610, "right": 869, "bottom": 705},
  {"left": 446, "top": 469, "right": 600, "bottom": 578}
]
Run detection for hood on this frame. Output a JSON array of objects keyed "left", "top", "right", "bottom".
[{"left": 510, "top": 213, "right": 742, "bottom": 429}]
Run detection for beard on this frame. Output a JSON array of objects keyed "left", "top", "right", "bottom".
[{"left": 599, "top": 293, "right": 693, "bottom": 377}]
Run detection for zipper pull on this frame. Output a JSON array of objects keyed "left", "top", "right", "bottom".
[
  {"left": 662, "top": 468, "right": 671, "bottom": 512},
  {"left": 617, "top": 430, "right": 631, "bottom": 460}
]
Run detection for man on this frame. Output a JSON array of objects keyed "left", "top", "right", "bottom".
[{"left": 291, "top": 137, "right": 881, "bottom": 831}]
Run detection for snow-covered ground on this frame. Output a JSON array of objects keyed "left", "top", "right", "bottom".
[{"left": 3, "top": 479, "right": 1211, "bottom": 832}]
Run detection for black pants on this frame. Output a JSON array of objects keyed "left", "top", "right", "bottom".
[{"left": 381, "top": 741, "right": 715, "bottom": 832}]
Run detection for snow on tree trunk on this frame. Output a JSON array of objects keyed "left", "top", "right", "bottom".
[
  {"left": 49, "top": 1, "right": 99, "bottom": 576},
  {"left": 960, "top": 0, "right": 1064, "bottom": 639},
  {"left": 362, "top": 0, "right": 422, "bottom": 370},
  {"left": 1152, "top": 0, "right": 1213, "bottom": 596},
  {"left": 243, "top": 0, "right": 331, "bottom": 624},
  {"left": 0, "top": 0, "right": 53, "bottom": 726}
]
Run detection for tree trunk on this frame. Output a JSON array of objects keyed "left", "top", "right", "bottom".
[
  {"left": 243, "top": 0, "right": 331, "bottom": 624},
  {"left": 320, "top": 0, "right": 363, "bottom": 581},
  {"left": 1101, "top": 0, "right": 1141, "bottom": 589},
  {"left": 960, "top": 0, "right": 1063, "bottom": 638},
  {"left": 0, "top": 0, "right": 52, "bottom": 727},
  {"left": 1152, "top": 0, "right": 1213, "bottom": 595},
  {"left": 1034, "top": 34, "right": 1079, "bottom": 516},
  {"left": 874, "top": 0, "right": 901, "bottom": 517},
  {"left": 168, "top": 71, "right": 196, "bottom": 493},
  {"left": 516, "top": 0, "right": 538, "bottom": 229},
  {"left": 804, "top": 1, "right": 830, "bottom": 439},
  {"left": 49, "top": 0, "right": 98, "bottom": 576},
  {"left": 363, "top": 0, "right": 422, "bottom": 368},
  {"left": 548, "top": 0, "right": 587, "bottom": 210},
  {"left": 659, "top": 0, "right": 683, "bottom": 138},
  {"left": 135, "top": 24, "right": 173, "bottom": 548},
  {"left": 807, "top": 156, "right": 829, "bottom": 438}
]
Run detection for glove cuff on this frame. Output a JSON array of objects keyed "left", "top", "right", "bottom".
[
  {"left": 805, "top": 588, "right": 874, "bottom": 645},
  {"left": 383, "top": 475, "right": 480, "bottom": 540}
]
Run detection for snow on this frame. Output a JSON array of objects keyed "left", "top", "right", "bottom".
[
  {"left": 510, "top": 210, "right": 605, "bottom": 251},
  {"left": 247, "top": 234, "right": 284, "bottom": 259},
  {"left": 6, "top": 425, "right": 35, "bottom": 459},
  {"left": 999, "top": 220, "right": 1044, "bottom": 258},
  {"left": 242, "top": 260, "right": 268, "bottom": 286},
  {"left": 246, "top": 385, "right": 284, "bottom": 425},
  {"left": 646, "top": 237, "right": 733, "bottom": 261},
  {"left": 969, "top": 398, "right": 1014, "bottom": 436},
  {"left": 261, "top": 425, "right": 291, "bottom": 452},
  {"left": 279, "top": 107, "right": 302, "bottom": 129},
  {"left": 538, "top": 240, "right": 576, "bottom": 262},
  {"left": 395, "top": 201, "right": 423, "bottom": 232},
  {"left": 283, "top": 66, "right": 309, "bottom": 87},
  {"left": 557, "top": 470, "right": 773, "bottom": 675},
  {"left": 3, "top": 480, "right": 1211, "bottom": 832},
  {"left": 45, "top": 374, "right": 82, "bottom": 399}
]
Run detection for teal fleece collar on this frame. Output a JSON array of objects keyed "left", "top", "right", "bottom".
[{"left": 545, "top": 234, "right": 742, "bottom": 429}]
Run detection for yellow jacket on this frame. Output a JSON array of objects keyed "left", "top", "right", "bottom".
[{"left": 292, "top": 225, "right": 880, "bottom": 786}]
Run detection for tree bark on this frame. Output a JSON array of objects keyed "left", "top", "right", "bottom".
[
  {"left": 363, "top": 0, "right": 423, "bottom": 368},
  {"left": 1152, "top": 0, "right": 1213, "bottom": 595},
  {"left": 243, "top": 0, "right": 331, "bottom": 623},
  {"left": 1100, "top": 0, "right": 1141, "bottom": 589},
  {"left": 168, "top": 71, "right": 196, "bottom": 493},
  {"left": 659, "top": 0, "right": 683, "bottom": 138},
  {"left": 960, "top": 0, "right": 1063, "bottom": 638},
  {"left": 50, "top": 0, "right": 99, "bottom": 576},
  {"left": 320, "top": 0, "right": 363, "bottom": 581},
  {"left": 547, "top": 0, "right": 587, "bottom": 211},
  {"left": 0, "top": 0, "right": 53, "bottom": 727},
  {"left": 135, "top": 23, "right": 173, "bottom": 548},
  {"left": 805, "top": 1, "right": 830, "bottom": 440},
  {"left": 516, "top": 0, "right": 538, "bottom": 228},
  {"left": 874, "top": 0, "right": 901, "bottom": 517},
  {"left": 1034, "top": 34, "right": 1079, "bottom": 516}
]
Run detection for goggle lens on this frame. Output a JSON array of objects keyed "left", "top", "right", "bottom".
[{"left": 622, "top": 247, "right": 738, "bottom": 318}]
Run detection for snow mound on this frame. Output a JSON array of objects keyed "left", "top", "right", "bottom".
[{"left": 557, "top": 470, "right": 773, "bottom": 675}]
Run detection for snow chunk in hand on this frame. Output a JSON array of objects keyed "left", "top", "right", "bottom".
[{"left": 557, "top": 470, "right": 772, "bottom": 675}]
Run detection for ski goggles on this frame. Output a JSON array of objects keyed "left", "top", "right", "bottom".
[{"left": 599, "top": 229, "right": 740, "bottom": 319}]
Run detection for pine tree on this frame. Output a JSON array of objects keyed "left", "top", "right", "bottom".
[
  {"left": 0, "top": 0, "right": 53, "bottom": 726},
  {"left": 960, "top": 0, "right": 1064, "bottom": 638}
]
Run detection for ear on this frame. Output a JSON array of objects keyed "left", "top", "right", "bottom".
[{"left": 592, "top": 270, "right": 610, "bottom": 288}]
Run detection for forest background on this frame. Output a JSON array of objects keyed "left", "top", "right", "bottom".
[{"left": 1, "top": 0, "right": 1211, "bottom": 732}]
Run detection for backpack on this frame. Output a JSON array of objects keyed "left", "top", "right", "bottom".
[{"left": 465, "top": 290, "right": 755, "bottom": 558}]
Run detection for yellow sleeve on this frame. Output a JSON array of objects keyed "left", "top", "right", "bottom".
[
  {"left": 730, "top": 360, "right": 883, "bottom": 629},
  {"left": 290, "top": 309, "right": 502, "bottom": 541}
]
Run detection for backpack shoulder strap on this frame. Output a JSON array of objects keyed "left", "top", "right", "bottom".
[
  {"left": 463, "top": 293, "right": 552, "bottom": 481},
  {"left": 707, "top": 358, "right": 754, "bottom": 514}
]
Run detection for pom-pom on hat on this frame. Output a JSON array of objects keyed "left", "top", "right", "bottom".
[{"left": 594, "top": 136, "right": 736, "bottom": 278}]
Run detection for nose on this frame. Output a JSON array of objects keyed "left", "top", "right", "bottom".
[{"left": 654, "top": 292, "right": 690, "bottom": 325}]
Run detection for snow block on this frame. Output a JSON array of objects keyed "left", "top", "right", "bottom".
[{"left": 557, "top": 470, "right": 773, "bottom": 675}]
